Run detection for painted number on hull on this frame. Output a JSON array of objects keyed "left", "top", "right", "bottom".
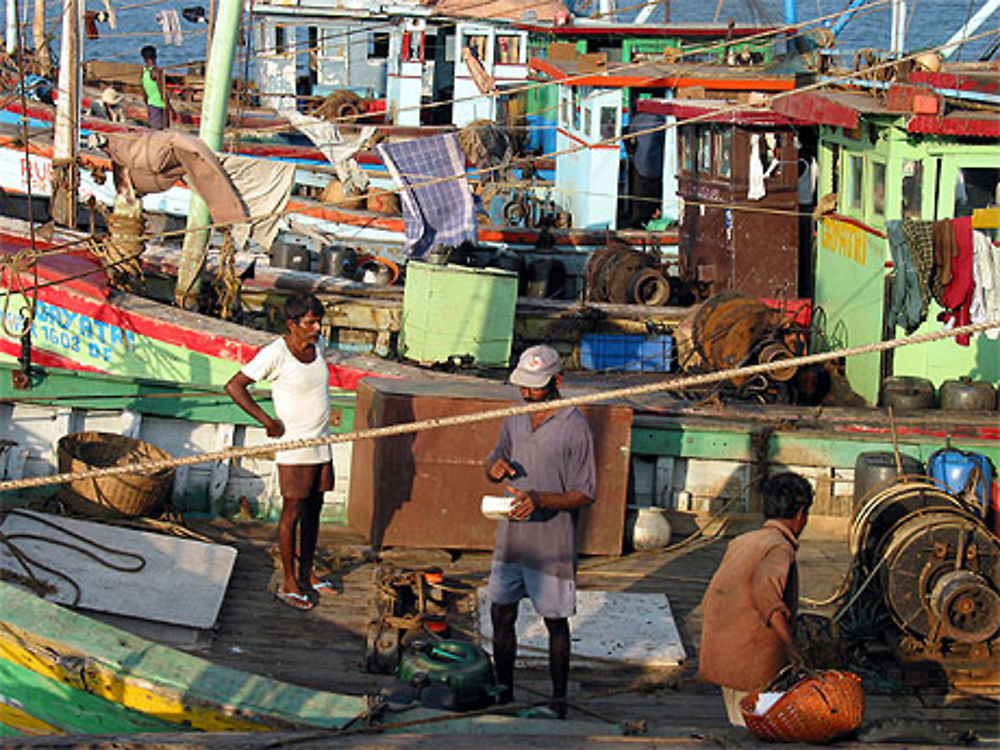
[{"left": 4, "top": 300, "right": 136, "bottom": 364}]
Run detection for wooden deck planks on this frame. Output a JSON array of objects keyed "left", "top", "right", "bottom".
[{"left": 144, "top": 519, "right": 999, "bottom": 739}]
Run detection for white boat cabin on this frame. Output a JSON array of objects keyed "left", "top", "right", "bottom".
[{"left": 250, "top": 0, "right": 529, "bottom": 128}]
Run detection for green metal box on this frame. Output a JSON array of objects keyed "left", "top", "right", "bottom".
[{"left": 400, "top": 262, "right": 518, "bottom": 367}]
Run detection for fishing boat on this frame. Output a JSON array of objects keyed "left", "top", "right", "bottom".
[
  {"left": 1, "top": 0, "right": 999, "bottom": 739},
  {"left": 1, "top": 328, "right": 999, "bottom": 740}
]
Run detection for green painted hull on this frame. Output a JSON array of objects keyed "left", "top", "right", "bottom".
[{"left": 0, "top": 658, "right": 185, "bottom": 736}]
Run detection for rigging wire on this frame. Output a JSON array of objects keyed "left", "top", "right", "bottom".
[{"left": 1, "top": 17, "right": 996, "bottom": 273}]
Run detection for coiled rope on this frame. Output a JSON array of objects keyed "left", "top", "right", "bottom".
[{"left": 0, "top": 318, "right": 996, "bottom": 495}]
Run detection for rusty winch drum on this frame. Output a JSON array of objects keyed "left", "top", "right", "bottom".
[{"left": 850, "top": 477, "right": 1000, "bottom": 644}]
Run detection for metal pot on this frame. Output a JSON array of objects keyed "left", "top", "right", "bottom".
[
  {"left": 318, "top": 244, "right": 358, "bottom": 278},
  {"left": 880, "top": 376, "right": 936, "bottom": 411},
  {"left": 939, "top": 377, "right": 997, "bottom": 411}
]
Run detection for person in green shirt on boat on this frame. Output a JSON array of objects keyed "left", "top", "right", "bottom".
[{"left": 140, "top": 45, "right": 174, "bottom": 129}]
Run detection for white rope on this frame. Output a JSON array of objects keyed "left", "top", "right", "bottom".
[{"left": 1, "top": 318, "right": 997, "bottom": 494}]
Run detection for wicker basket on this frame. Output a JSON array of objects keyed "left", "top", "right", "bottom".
[
  {"left": 740, "top": 670, "right": 865, "bottom": 743},
  {"left": 57, "top": 431, "right": 174, "bottom": 518}
]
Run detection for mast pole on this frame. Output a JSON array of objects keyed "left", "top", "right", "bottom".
[
  {"left": 31, "top": 0, "right": 51, "bottom": 75},
  {"left": 940, "top": 0, "right": 1000, "bottom": 59},
  {"left": 51, "top": 0, "right": 79, "bottom": 228},
  {"left": 175, "top": 0, "right": 242, "bottom": 310},
  {"left": 890, "top": 0, "right": 906, "bottom": 56}
]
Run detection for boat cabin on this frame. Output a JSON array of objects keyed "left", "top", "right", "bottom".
[
  {"left": 250, "top": 0, "right": 534, "bottom": 127},
  {"left": 774, "top": 75, "right": 1000, "bottom": 403},
  {"left": 635, "top": 97, "right": 814, "bottom": 300},
  {"left": 528, "top": 55, "right": 797, "bottom": 231},
  {"left": 514, "top": 19, "right": 784, "bottom": 158}
]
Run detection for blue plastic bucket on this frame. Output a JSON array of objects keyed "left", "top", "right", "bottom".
[{"left": 927, "top": 448, "right": 994, "bottom": 518}]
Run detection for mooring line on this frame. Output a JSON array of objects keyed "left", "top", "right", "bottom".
[{"left": 0, "top": 318, "right": 997, "bottom": 494}]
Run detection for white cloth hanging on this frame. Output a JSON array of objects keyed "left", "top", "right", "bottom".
[
  {"left": 969, "top": 229, "right": 1000, "bottom": 340},
  {"left": 102, "top": 0, "right": 117, "bottom": 29},
  {"left": 156, "top": 9, "right": 183, "bottom": 46},
  {"left": 218, "top": 154, "right": 296, "bottom": 252},
  {"left": 281, "top": 109, "right": 376, "bottom": 194},
  {"left": 748, "top": 134, "right": 765, "bottom": 200}
]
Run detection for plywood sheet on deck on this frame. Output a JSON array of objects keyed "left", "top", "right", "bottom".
[
  {"left": 0, "top": 510, "right": 236, "bottom": 629},
  {"left": 477, "top": 589, "right": 686, "bottom": 667}
]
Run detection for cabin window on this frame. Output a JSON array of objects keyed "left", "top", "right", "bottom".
[
  {"left": 715, "top": 130, "right": 732, "bottom": 178},
  {"left": 464, "top": 34, "right": 489, "bottom": 64},
  {"left": 584, "top": 107, "right": 592, "bottom": 137},
  {"left": 404, "top": 31, "right": 423, "bottom": 62},
  {"left": 572, "top": 87, "right": 582, "bottom": 130},
  {"left": 829, "top": 143, "right": 840, "bottom": 194},
  {"left": 954, "top": 167, "right": 1000, "bottom": 217},
  {"left": 871, "top": 161, "right": 886, "bottom": 217},
  {"left": 901, "top": 159, "right": 923, "bottom": 218},
  {"left": 308, "top": 27, "right": 318, "bottom": 62},
  {"left": 368, "top": 32, "right": 390, "bottom": 60},
  {"left": 496, "top": 35, "right": 521, "bottom": 64},
  {"left": 275, "top": 26, "right": 287, "bottom": 54},
  {"left": 698, "top": 129, "right": 711, "bottom": 175},
  {"left": 442, "top": 32, "right": 455, "bottom": 62},
  {"left": 681, "top": 128, "right": 695, "bottom": 173},
  {"left": 846, "top": 154, "right": 863, "bottom": 212},
  {"left": 600, "top": 106, "right": 617, "bottom": 141},
  {"left": 561, "top": 90, "right": 571, "bottom": 127}
]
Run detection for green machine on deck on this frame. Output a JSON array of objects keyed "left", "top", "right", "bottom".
[{"left": 395, "top": 640, "right": 498, "bottom": 711}]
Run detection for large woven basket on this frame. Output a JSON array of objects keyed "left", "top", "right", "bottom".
[
  {"left": 740, "top": 670, "right": 865, "bottom": 743},
  {"left": 57, "top": 431, "right": 174, "bottom": 518}
]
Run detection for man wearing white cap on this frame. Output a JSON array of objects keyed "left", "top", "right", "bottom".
[{"left": 485, "top": 344, "right": 596, "bottom": 719}]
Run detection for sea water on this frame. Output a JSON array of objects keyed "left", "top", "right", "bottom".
[{"left": 6, "top": 0, "right": 998, "bottom": 75}]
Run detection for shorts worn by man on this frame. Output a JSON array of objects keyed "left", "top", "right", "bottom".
[
  {"left": 225, "top": 293, "right": 337, "bottom": 611},
  {"left": 698, "top": 472, "right": 812, "bottom": 726},
  {"left": 486, "top": 344, "right": 596, "bottom": 719}
]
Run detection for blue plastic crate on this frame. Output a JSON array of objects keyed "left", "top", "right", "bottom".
[{"left": 580, "top": 333, "right": 673, "bottom": 372}]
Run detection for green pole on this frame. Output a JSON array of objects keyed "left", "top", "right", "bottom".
[{"left": 175, "top": 0, "right": 242, "bottom": 309}]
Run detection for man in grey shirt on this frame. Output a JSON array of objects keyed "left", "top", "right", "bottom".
[{"left": 486, "top": 345, "right": 596, "bottom": 719}]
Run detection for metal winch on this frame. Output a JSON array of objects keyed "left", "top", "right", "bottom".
[
  {"left": 674, "top": 292, "right": 807, "bottom": 402},
  {"left": 849, "top": 477, "right": 1000, "bottom": 649}
]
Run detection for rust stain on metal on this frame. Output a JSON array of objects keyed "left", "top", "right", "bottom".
[{"left": 348, "top": 378, "right": 632, "bottom": 555}]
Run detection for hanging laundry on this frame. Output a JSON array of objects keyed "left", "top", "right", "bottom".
[
  {"left": 761, "top": 132, "right": 780, "bottom": 179},
  {"left": 84, "top": 11, "right": 100, "bottom": 39},
  {"left": 182, "top": 6, "right": 208, "bottom": 23},
  {"left": 102, "top": 0, "right": 117, "bottom": 29},
  {"left": 901, "top": 219, "right": 935, "bottom": 318},
  {"left": 969, "top": 230, "right": 1000, "bottom": 340},
  {"left": 281, "top": 110, "right": 375, "bottom": 168},
  {"left": 932, "top": 219, "right": 958, "bottom": 305},
  {"left": 218, "top": 154, "right": 296, "bottom": 252},
  {"left": 377, "top": 133, "right": 478, "bottom": 258},
  {"left": 98, "top": 131, "right": 248, "bottom": 226},
  {"left": 156, "top": 9, "right": 184, "bottom": 46},
  {"left": 940, "top": 216, "right": 975, "bottom": 346},
  {"left": 748, "top": 134, "right": 765, "bottom": 200},
  {"left": 886, "top": 220, "right": 924, "bottom": 334}
]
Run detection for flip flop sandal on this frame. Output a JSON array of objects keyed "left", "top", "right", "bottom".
[
  {"left": 275, "top": 590, "right": 315, "bottom": 611},
  {"left": 311, "top": 580, "right": 338, "bottom": 596}
]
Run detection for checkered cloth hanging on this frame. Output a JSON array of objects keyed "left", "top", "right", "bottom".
[{"left": 376, "top": 133, "right": 478, "bottom": 258}]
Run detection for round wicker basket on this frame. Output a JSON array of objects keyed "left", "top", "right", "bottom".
[
  {"left": 57, "top": 431, "right": 175, "bottom": 518},
  {"left": 740, "top": 670, "right": 865, "bottom": 743}
]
